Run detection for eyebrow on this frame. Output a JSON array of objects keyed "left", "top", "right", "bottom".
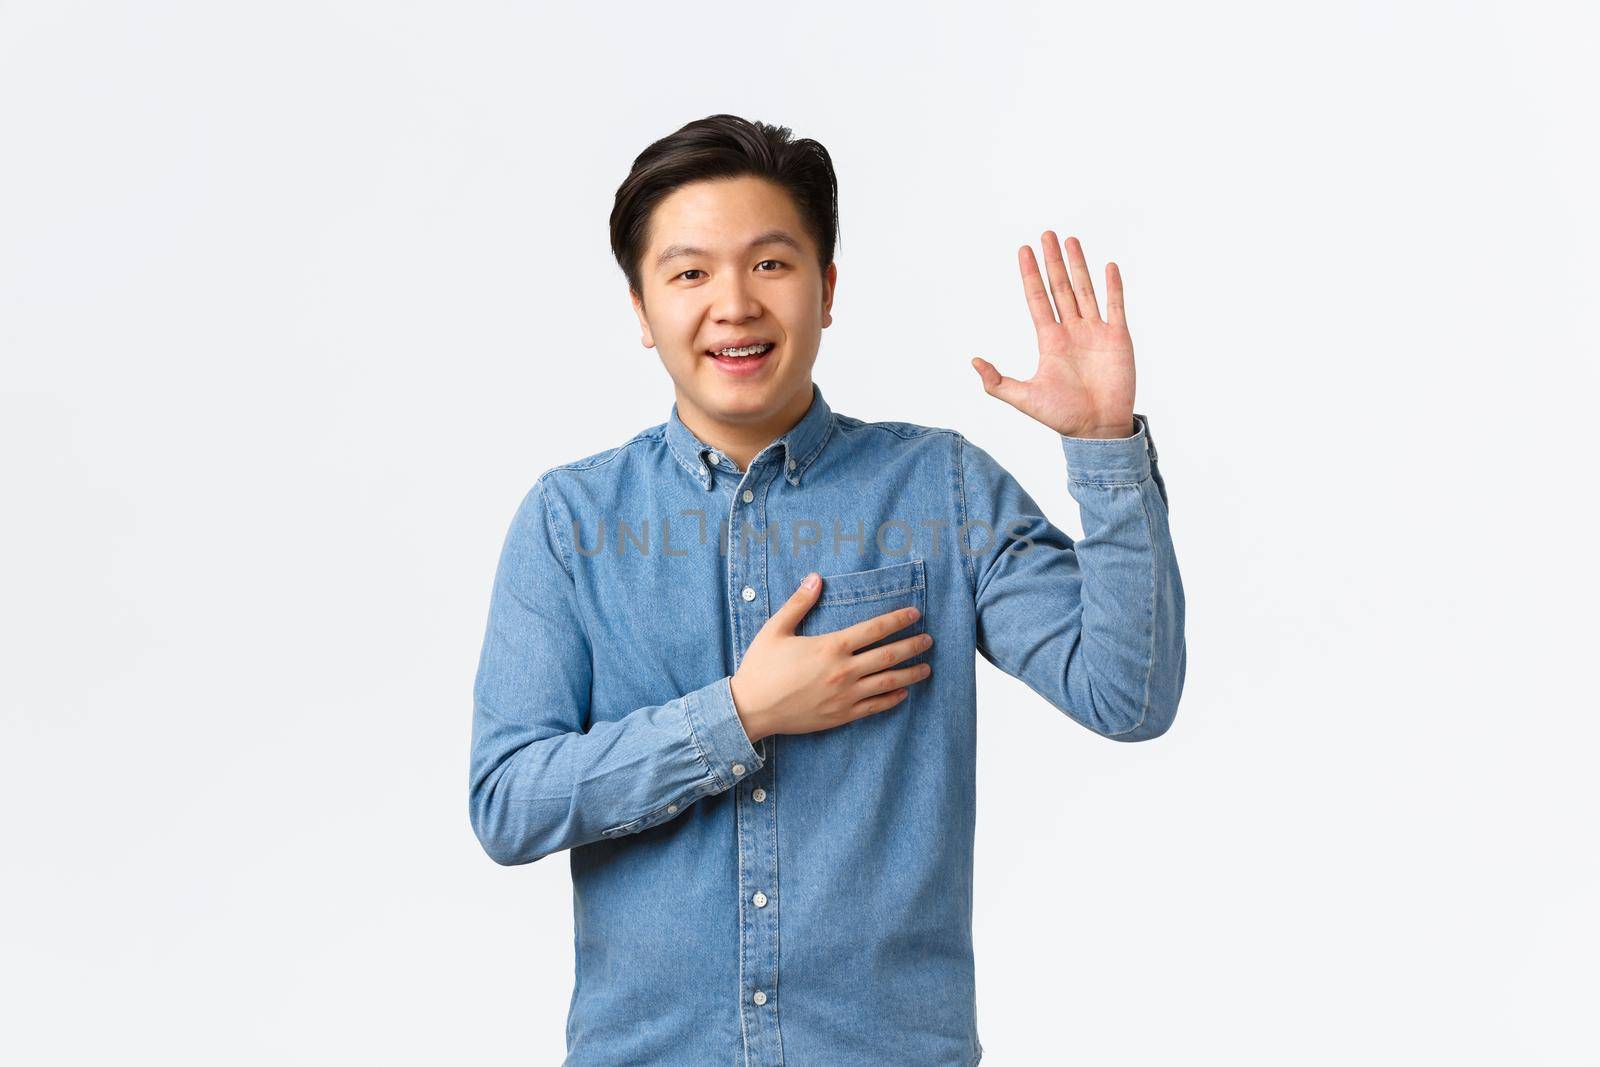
[{"left": 654, "top": 229, "right": 805, "bottom": 269}]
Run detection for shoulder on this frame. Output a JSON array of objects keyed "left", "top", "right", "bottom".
[
  {"left": 829, "top": 410, "right": 997, "bottom": 482},
  {"left": 831, "top": 410, "right": 964, "bottom": 450},
  {"left": 525, "top": 422, "right": 671, "bottom": 496}
]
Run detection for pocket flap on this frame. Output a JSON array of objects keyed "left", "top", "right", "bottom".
[{"left": 811, "top": 558, "right": 925, "bottom": 606}]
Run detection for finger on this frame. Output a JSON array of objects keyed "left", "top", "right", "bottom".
[
  {"left": 876, "top": 631, "right": 935, "bottom": 670},
  {"left": 770, "top": 572, "right": 822, "bottom": 633},
  {"left": 1017, "top": 245, "right": 1059, "bottom": 328},
  {"left": 971, "top": 356, "right": 1028, "bottom": 408},
  {"left": 848, "top": 630, "right": 934, "bottom": 681},
  {"left": 852, "top": 661, "right": 932, "bottom": 702},
  {"left": 848, "top": 686, "right": 909, "bottom": 721},
  {"left": 1105, "top": 261, "right": 1126, "bottom": 327},
  {"left": 836, "top": 604, "right": 921, "bottom": 653},
  {"left": 1041, "top": 230, "right": 1080, "bottom": 320},
  {"left": 1065, "top": 236, "right": 1102, "bottom": 321}
]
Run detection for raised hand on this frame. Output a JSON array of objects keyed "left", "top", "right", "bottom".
[{"left": 971, "top": 232, "right": 1138, "bottom": 439}]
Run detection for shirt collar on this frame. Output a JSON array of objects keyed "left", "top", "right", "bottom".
[{"left": 665, "top": 382, "right": 836, "bottom": 491}]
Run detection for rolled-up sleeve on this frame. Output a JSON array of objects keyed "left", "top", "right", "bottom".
[{"left": 958, "top": 414, "right": 1186, "bottom": 741}]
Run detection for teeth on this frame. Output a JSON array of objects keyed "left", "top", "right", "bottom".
[{"left": 714, "top": 343, "right": 773, "bottom": 358}]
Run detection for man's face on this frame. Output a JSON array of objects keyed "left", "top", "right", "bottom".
[{"left": 631, "top": 175, "right": 836, "bottom": 433}]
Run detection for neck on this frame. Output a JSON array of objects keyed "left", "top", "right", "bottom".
[{"left": 677, "top": 382, "right": 814, "bottom": 472}]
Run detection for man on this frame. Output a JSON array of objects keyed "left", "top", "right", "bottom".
[{"left": 469, "top": 113, "right": 1186, "bottom": 1066}]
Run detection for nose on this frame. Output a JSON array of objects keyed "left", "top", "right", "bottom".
[{"left": 709, "top": 270, "right": 762, "bottom": 323}]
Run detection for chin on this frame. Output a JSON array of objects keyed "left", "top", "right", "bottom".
[
  {"left": 703, "top": 388, "right": 779, "bottom": 418},
  {"left": 696, "top": 362, "right": 783, "bottom": 395}
]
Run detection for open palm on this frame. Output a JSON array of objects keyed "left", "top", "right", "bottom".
[{"left": 971, "top": 232, "right": 1137, "bottom": 439}]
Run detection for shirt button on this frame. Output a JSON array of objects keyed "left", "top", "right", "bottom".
[
  {"left": 732, "top": 763, "right": 746, "bottom": 777},
  {"left": 752, "top": 991, "right": 767, "bottom": 1006},
  {"left": 742, "top": 489, "right": 754, "bottom": 503},
  {"left": 753, "top": 891, "right": 767, "bottom": 907},
  {"left": 752, "top": 787, "right": 766, "bottom": 802},
  {"left": 787, "top": 458, "right": 796, "bottom": 471},
  {"left": 666, "top": 803, "right": 677, "bottom": 814},
  {"left": 741, "top": 586, "right": 756, "bottom": 601}
]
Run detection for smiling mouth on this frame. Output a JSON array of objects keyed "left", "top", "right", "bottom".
[
  {"left": 705, "top": 342, "right": 776, "bottom": 360},
  {"left": 705, "top": 342, "right": 777, "bottom": 374}
]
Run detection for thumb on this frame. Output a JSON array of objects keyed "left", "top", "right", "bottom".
[
  {"left": 769, "top": 572, "right": 823, "bottom": 633},
  {"left": 971, "top": 356, "right": 1028, "bottom": 409}
]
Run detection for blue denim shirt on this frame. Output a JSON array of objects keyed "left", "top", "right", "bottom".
[{"left": 469, "top": 382, "right": 1185, "bottom": 1066}]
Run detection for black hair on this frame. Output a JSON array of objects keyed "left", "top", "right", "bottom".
[{"left": 610, "top": 113, "right": 839, "bottom": 304}]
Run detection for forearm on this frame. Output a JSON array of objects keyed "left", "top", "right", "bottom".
[
  {"left": 1059, "top": 417, "right": 1186, "bottom": 740},
  {"left": 469, "top": 674, "right": 762, "bottom": 865}
]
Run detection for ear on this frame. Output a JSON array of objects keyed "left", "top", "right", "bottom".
[
  {"left": 629, "top": 287, "right": 655, "bottom": 348},
  {"left": 820, "top": 262, "right": 837, "bottom": 329}
]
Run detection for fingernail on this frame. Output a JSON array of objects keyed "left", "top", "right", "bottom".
[{"left": 803, "top": 573, "right": 819, "bottom": 590}]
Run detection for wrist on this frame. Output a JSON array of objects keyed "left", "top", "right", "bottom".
[
  {"left": 728, "top": 675, "right": 768, "bottom": 744},
  {"left": 1060, "top": 417, "right": 1137, "bottom": 439}
]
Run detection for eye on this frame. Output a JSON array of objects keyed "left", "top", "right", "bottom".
[{"left": 677, "top": 261, "right": 784, "bottom": 281}]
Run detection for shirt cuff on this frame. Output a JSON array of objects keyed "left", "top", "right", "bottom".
[
  {"left": 684, "top": 674, "right": 766, "bottom": 790},
  {"left": 1060, "top": 412, "right": 1157, "bottom": 484}
]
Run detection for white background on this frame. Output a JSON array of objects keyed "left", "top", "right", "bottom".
[{"left": 3, "top": 2, "right": 1595, "bottom": 1063}]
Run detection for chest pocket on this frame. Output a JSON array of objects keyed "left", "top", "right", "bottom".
[{"left": 795, "top": 558, "right": 928, "bottom": 675}]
